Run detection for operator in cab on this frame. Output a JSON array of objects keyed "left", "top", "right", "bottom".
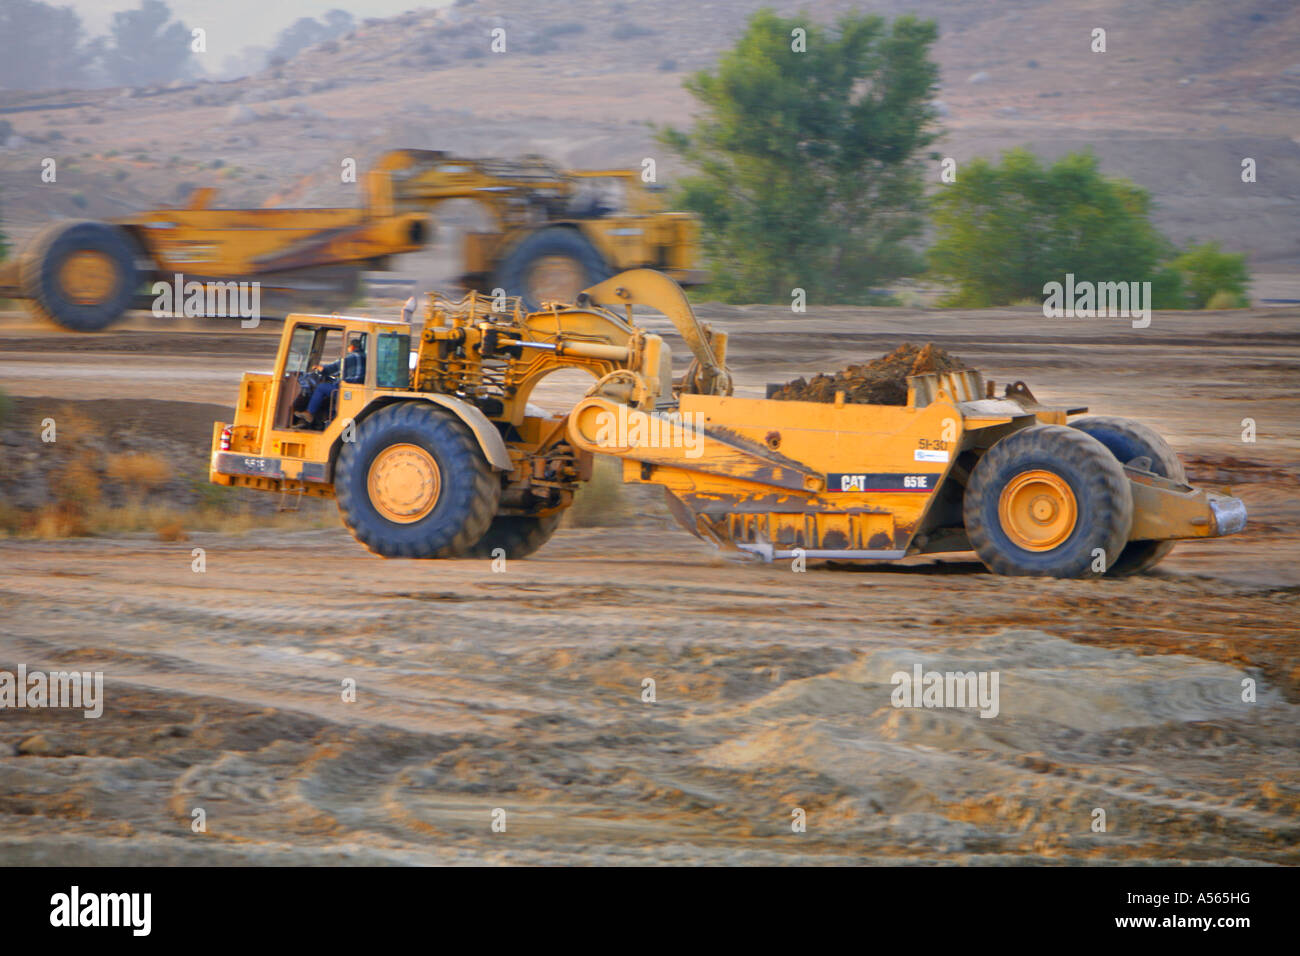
[{"left": 296, "top": 340, "right": 365, "bottom": 425}]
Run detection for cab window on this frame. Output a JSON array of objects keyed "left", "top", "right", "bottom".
[
  {"left": 275, "top": 324, "right": 343, "bottom": 430},
  {"left": 285, "top": 327, "right": 314, "bottom": 374},
  {"left": 375, "top": 332, "right": 411, "bottom": 389},
  {"left": 312, "top": 328, "right": 344, "bottom": 370}
]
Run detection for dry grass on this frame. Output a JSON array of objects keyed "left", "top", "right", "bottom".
[
  {"left": 4, "top": 395, "right": 649, "bottom": 540},
  {"left": 52, "top": 457, "right": 100, "bottom": 507},
  {"left": 0, "top": 400, "right": 344, "bottom": 541},
  {"left": 27, "top": 502, "right": 90, "bottom": 538},
  {"left": 1, "top": 496, "right": 339, "bottom": 541},
  {"left": 21, "top": 409, "right": 107, "bottom": 537},
  {"left": 106, "top": 452, "right": 172, "bottom": 490},
  {"left": 155, "top": 520, "right": 188, "bottom": 542},
  {"left": 49, "top": 405, "right": 99, "bottom": 444}
]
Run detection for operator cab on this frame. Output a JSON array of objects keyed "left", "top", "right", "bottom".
[
  {"left": 273, "top": 317, "right": 412, "bottom": 431},
  {"left": 276, "top": 325, "right": 354, "bottom": 430}
]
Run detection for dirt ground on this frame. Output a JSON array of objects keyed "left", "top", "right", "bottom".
[{"left": 0, "top": 302, "right": 1297, "bottom": 865}]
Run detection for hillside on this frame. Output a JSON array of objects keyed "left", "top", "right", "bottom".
[{"left": 1, "top": 0, "right": 1297, "bottom": 279}]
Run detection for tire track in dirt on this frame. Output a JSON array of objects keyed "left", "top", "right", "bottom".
[{"left": 3, "top": 529, "right": 1297, "bottom": 864}]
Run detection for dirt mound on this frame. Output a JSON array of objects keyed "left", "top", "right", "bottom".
[{"left": 769, "top": 343, "right": 969, "bottom": 406}]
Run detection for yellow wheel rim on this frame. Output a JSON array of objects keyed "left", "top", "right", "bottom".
[
  {"left": 526, "top": 255, "right": 586, "bottom": 304},
  {"left": 998, "top": 469, "right": 1077, "bottom": 552},
  {"left": 59, "top": 250, "right": 118, "bottom": 305},
  {"left": 367, "top": 443, "right": 441, "bottom": 524}
]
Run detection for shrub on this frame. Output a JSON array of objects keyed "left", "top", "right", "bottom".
[
  {"left": 928, "top": 150, "right": 1252, "bottom": 310},
  {"left": 106, "top": 451, "right": 172, "bottom": 491},
  {"left": 1166, "top": 242, "right": 1250, "bottom": 308},
  {"left": 928, "top": 149, "right": 1171, "bottom": 307}
]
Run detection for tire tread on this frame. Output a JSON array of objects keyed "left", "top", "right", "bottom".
[
  {"left": 335, "top": 402, "right": 501, "bottom": 558},
  {"left": 1071, "top": 416, "right": 1184, "bottom": 575},
  {"left": 460, "top": 513, "right": 563, "bottom": 560}
]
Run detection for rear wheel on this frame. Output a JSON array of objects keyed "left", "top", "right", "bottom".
[
  {"left": 1071, "top": 416, "right": 1185, "bottom": 575},
  {"left": 493, "top": 227, "right": 610, "bottom": 310},
  {"left": 964, "top": 425, "right": 1133, "bottom": 577},
  {"left": 20, "top": 220, "right": 139, "bottom": 331},
  {"left": 460, "top": 513, "right": 562, "bottom": 560},
  {"left": 335, "top": 403, "right": 500, "bottom": 557}
]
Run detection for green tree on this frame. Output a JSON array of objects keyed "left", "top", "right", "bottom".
[
  {"left": 928, "top": 148, "right": 1174, "bottom": 307},
  {"left": 1167, "top": 242, "right": 1250, "bottom": 308},
  {"left": 661, "top": 10, "right": 940, "bottom": 303}
]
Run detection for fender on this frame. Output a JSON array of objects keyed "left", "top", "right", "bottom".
[{"left": 339, "top": 392, "right": 513, "bottom": 474}]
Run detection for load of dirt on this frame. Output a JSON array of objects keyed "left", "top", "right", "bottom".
[{"left": 769, "top": 343, "right": 969, "bottom": 406}]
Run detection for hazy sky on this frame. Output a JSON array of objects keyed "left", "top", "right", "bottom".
[{"left": 65, "top": 0, "right": 451, "bottom": 65}]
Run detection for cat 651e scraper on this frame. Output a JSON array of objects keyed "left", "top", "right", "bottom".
[
  {"left": 0, "top": 149, "right": 701, "bottom": 330},
  {"left": 209, "top": 270, "right": 1246, "bottom": 576}
]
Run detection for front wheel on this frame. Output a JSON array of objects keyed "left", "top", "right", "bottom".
[
  {"left": 963, "top": 425, "right": 1133, "bottom": 578},
  {"left": 335, "top": 403, "right": 501, "bottom": 558}
]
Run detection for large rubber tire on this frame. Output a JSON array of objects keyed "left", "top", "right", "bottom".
[
  {"left": 20, "top": 220, "right": 139, "bottom": 331},
  {"left": 335, "top": 403, "right": 501, "bottom": 558},
  {"left": 493, "top": 226, "right": 610, "bottom": 310},
  {"left": 1071, "top": 416, "right": 1185, "bottom": 576},
  {"left": 964, "top": 425, "right": 1133, "bottom": 578},
  {"left": 459, "top": 513, "right": 562, "bottom": 560}
]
